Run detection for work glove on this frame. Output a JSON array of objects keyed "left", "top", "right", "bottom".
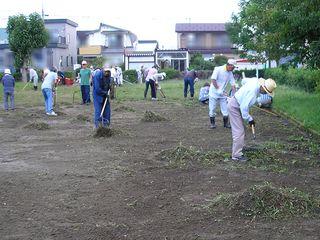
[{"left": 249, "top": 119, "right": 255, "bottom": 127}]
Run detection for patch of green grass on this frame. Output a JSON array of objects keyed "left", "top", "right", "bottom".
[
  {"left": 206, "top": 182, "right": 320, "bottom": 220},
  {"left": 158, "top": 145, "right": 228, "bottom": 169},
  {"left": 273, "top": 85, "right": 320, "bottom": 133}
]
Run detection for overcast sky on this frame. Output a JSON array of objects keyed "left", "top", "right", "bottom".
[{"left": 0, "top": 0, "right": 239, "bottom": 48}]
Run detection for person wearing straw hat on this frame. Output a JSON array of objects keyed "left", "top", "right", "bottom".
[
  {"left": 227, "top": 77, "right": 277, "bottom": 161},
  {"left": 92, "top": 67, "right": 112, "bottom": 128},
  {"left": 208, "top": 59, "right": 237, "bottom": 129},
  {"left": 1, "top": 69, "right": 15, "bottom": 111}
]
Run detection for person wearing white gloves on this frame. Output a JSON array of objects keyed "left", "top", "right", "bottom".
[{"left": 208, "top": 59, "right": 237, "bottom": 129}]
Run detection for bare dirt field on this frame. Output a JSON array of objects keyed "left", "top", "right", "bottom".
[{"left": 0, "top": 100, "right": 319, "bottom": 240}]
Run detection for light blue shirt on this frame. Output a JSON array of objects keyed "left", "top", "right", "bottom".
[
  {"left": 41, "top": 72, "right": 57, "bottom": 89},
  {"left": 199, "top": 86, "right": 209, "bottom": 101},
  {"left": 234, "top": 79, "right": 260, "bottom": 122}
]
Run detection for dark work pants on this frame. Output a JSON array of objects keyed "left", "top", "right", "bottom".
[{"left": 184, "top": 77, "right": 195, "bottom": 97}]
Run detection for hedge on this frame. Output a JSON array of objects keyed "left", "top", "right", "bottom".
[{"left": 265, "top": 68, "right": 320, "bottom": 93}]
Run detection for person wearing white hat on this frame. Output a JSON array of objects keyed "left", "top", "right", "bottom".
[
  {"left": 1, "top": 69, "right": 15, "bottom": 111},
  {"left": 208, "top": 59, "right": 237, "bottom": 129},
  {"left": 227, "top": 77, "right": 277, "bottom": 161},
  {"left": 79, "top": 60, "right": 92, "bottom": 105}
]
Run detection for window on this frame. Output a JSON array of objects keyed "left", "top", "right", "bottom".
[
  {"left": 71, "top": 56, "right": 74, "bottom": 65},
  {"left": 60, "top": 56, "right": 63, "bottom": 67},
  {"left": 66, "top": 56, "right": 69, "bottom": 67}
]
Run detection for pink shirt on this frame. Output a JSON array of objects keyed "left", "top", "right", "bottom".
[{"left": 146, "top": 67, "right": 158, "bottom": 82}]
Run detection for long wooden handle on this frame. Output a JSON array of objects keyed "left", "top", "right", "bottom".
[{"left": 251, "top": 125, "right": 256, "bottom": 139}]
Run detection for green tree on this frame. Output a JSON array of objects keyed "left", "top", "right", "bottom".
[
  {"left": 189, "top": 53, "right": 215, "bottom": 70},
  {"left": 227, "top": 0, "right": 320, "bottom": 68},
  {"left": 7, "top": 12, "right": 49, "bottom": 81}
]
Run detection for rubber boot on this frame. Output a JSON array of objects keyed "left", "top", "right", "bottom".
[
  {"left": 210, "top": 117, "right": 216, "bottom": 129},
  {"left": 223, "top": 116, "right": 231, "bottom": 128}
]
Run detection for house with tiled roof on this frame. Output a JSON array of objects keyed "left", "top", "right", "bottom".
[
  {"left": 77, "top": 23, "right": 138, "bottom": 66},
  {"left": 175, "top": 23, "right": 238, "bottom": 60}
]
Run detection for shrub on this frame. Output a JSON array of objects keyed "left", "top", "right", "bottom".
[
  {"left": 159, "top": 68, "right": 181, "bottom": 79},
  {"left": 193, "top": 70, "right": 212, "bottom": 80},
  {"left": 265, "top": 68, "right": 320, "bottom": 93},
  {"left": 123, "top": 69, "right": 137, "bottom": 83},
  {"left": 13, "top": 71, "right": 22, "bottom": 81},
  {"left": 64, "top": 71, "right": 74, "bottom": 78},
  {"left": 0, "top": 72, "right": 3, "bottom": 80}
]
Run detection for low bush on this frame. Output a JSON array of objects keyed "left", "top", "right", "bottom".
[
  {"left": 64, "top": 71, "right": 74, "bottom": 78},
  {"left": 123, "top": 69, "right": 137, "bottom": 83},
  {"left": 159, "top": 68, "right": 181, "bottom": 79},
  {"left": 265, "top": 68, "right": 320, "bottom": 93}
]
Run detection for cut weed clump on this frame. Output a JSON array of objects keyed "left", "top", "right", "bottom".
[
  {"left": 158, "top": 145, "right": 227, "bottom": 168},
  {"left": 76, "top": 114, "right": 91, "bottom": 122},
  {"left": 93, "top": 127, "right": 122, "bottom": 138},
  {"left": 114, "top": 106, "right": 135, "bottom": 112},
  {"left": 244, "top": 141, "right": 320, "bottom": 173},
  {"left": 24, "top": 122, "right": 50, "bottom": 130},
  {"left": 207, "top": 182, "right": 320, "bottom": 220},
  {"left": 142, "top": 110, "right": 167, "bottom": 122}
]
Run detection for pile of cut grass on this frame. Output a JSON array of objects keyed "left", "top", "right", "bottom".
[
  {"left": 114, "top": 105, "right": 135, "bottom": 112},
  {"left": 76, "top": 114, "right": 91, "bottom": 122},
  {"left": 159, "top": 145, "right": 227, "bottom": 168},
  {"left": 208, "top": 182, "right": 320, "bottom": 219},
  {"left": 142, "top": 110, "right": 167, "bottom": 122},
  {"left": 24, "top": 122, "right": 50, "bottom": 130},
  {"left": 245, "top": 139, "right": 320, "bottom": 173},
  {"left": 93, "top": 127, "right": 121, "bottom": 138}
]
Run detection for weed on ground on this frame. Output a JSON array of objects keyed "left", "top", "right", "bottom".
[
  {"left": 114, "top": 106, "right": 136, "bottom": 112},
  {"left": 93, "top": 127, "right": 122, "bottom": 138},
  {"left": 76, "top": 114, "right": 91, "bottom": 122},
  {"left": 206, "top": 182, "right": 320, "bottom": 220},
  {"left": 24, "top": 122, "right": 50, "bottom": 130},
  {"left": 158, "top": 145, "right": 228, "bottom": 168},
  {"left": 142, "top": 110, "right": 167, "bottom": 122},
  {"left": 244, "top": 138, "right": 320, "bottom": 172}
]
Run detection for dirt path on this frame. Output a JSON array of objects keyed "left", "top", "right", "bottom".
[{"left": 0, "top": 100, "right": 319, "bottom": 239}]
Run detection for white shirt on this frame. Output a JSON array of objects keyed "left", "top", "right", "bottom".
[
  {"left": 241, "top": 77, "right": 258, "bottom": 86},
  {"left": 41, "top": 72, "right": 57, "bottom": 89},
  {"left": 234, "top": 79, "right": 260, "bottom": 122},
  {"left": 29, "top": 68, "right": 38, "bottom": 79},
  {"left": 209, "top": 65, "right": 235, "bottom": 98}
]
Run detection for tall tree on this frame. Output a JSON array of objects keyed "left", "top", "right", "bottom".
[
  {"left": 7, "top": 12, "right": 49, "bottom": 81},
  {"left": 227, "top": 0, "right": 320, "bottom": 68}
]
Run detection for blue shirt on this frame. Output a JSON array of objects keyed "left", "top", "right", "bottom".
[{"left": 2, "top": 74, "right": 15, "bottom": 93}]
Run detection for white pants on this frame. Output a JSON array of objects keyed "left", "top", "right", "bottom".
[
  {"left": 33, "top": 76, "right": 38, "bottom": 86},
  {"left": 209, "top": 96, "right": 228, "bottom": 117}
]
